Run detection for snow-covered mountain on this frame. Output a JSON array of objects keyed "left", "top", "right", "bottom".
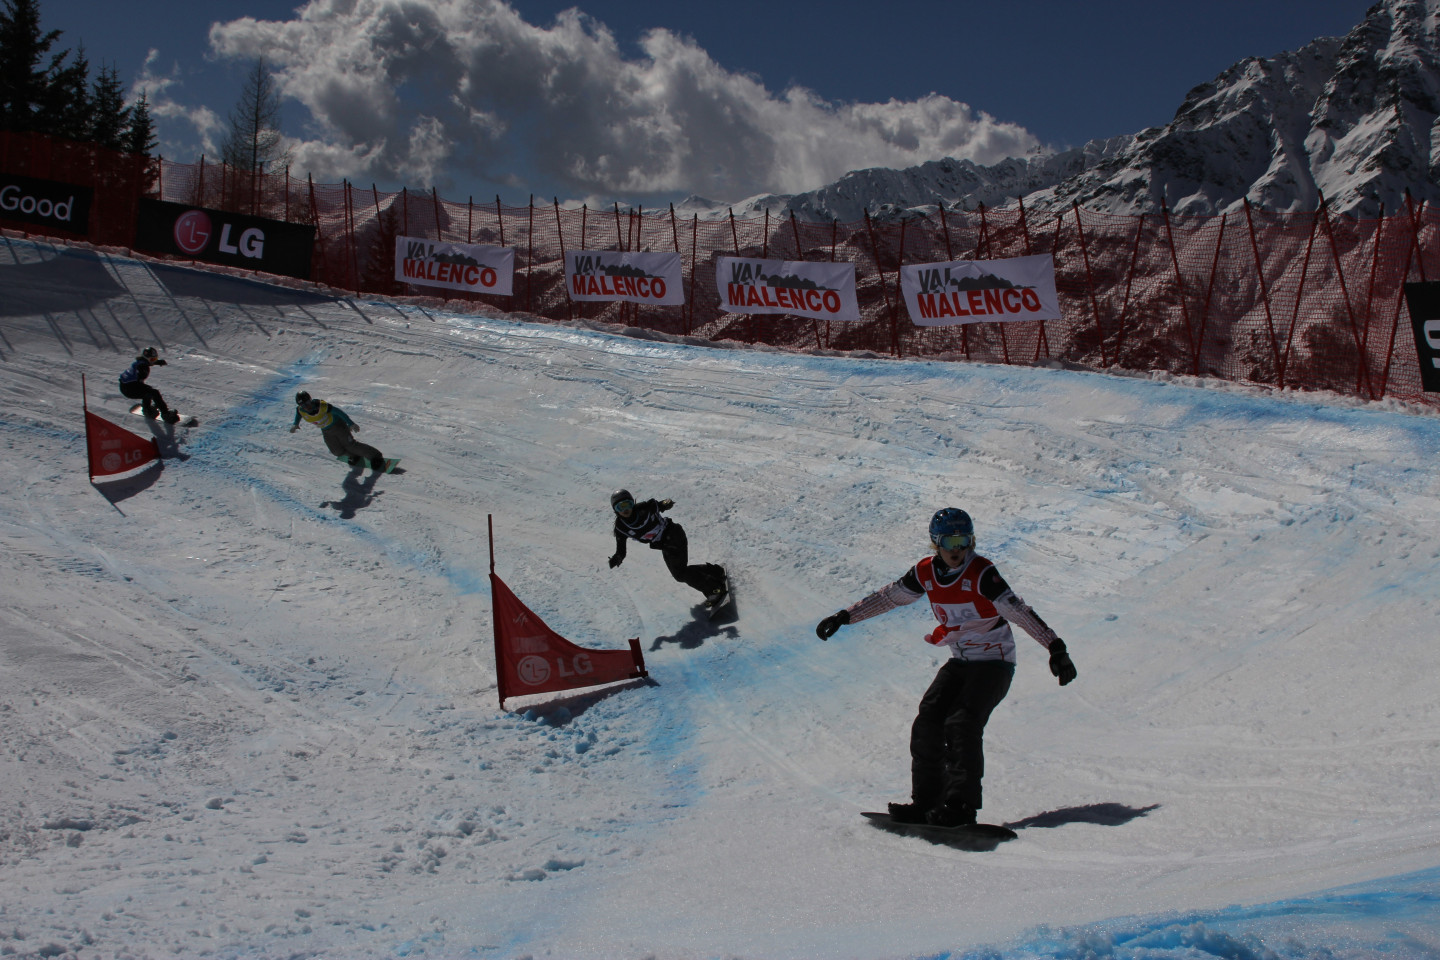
[{"left": 698, "top": 0, "right": 1440, "bottom": 221}]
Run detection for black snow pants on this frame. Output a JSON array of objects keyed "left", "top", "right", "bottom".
[
  {"left": 655, "top": 523, "right": 725, "bottom": 598},
  {"left": 119, "top": 379, "right": 170, "bottom": 418},
  {"left": 909, "top": 658, "right": 1015, "bottom": 812}
]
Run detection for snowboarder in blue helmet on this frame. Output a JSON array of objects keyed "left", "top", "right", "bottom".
[
  {"left": 815, "top": 507, "right": 1076, "bottom": 828},
  {"left": 608, "top": 489, "right": 727, "bottom": 610},
  {"left": 119, "top": 347, "right": 180, "bottom": 423}
]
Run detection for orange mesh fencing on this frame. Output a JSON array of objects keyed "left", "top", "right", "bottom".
[{"left": 4, "top": 136, "right": 1437, "bottom": 409}]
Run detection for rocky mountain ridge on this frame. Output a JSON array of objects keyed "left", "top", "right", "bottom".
[{"left": 686, "top": 0, "right": 1440, "bottom": 221}]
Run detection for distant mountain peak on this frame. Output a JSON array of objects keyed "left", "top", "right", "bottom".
[{"left": 722, "top": 0, "right": 1440, "bottom": 221}]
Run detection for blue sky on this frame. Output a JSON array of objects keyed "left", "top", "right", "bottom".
[{"left": 47, "top": 0, "right": 1373, "bottom": 204}]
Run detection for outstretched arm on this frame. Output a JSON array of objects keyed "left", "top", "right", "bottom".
[{"left": 816, "top": 576, "right": 923, "bottom": 640}]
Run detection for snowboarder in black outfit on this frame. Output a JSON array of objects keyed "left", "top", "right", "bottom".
[
  {"left": 290, "top": 391, "right": 386, "bottom": 470},
  {"left": 118, "top": 347, "right": 180, "bottom": 424},
  {"left": 608, "top": 489, "right": 727, "bottom": 609},
  {"left": 815, "top": 507, "right": 1077, "bottom": 828}
]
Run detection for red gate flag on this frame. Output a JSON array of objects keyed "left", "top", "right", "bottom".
[
  {"left": 490, "top": 572, "right": 646, "bottom": 708},
  {"left": 83, "top": 374, "right": 160, "bottom": 481},
  {"left": 85, "top": 409, "right": 159, "bottom": 478}
]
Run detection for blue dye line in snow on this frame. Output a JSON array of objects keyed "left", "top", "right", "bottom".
[
  {"left": 946, "top": 864, "right": 1440, "bottom": 960},
  {"left": 111, "top": 353, "right": 491, "bottom": 598}
]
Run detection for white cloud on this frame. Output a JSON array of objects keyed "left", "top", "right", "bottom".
[
  {"left": 133, "top": 49, "right": 226, "bottom": 157},
  {"left": 207, "top": 0, "right": 1040, "bottom": 200}
]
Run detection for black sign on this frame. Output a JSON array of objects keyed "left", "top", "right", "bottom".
[
  {"left": 0, "top": 172, "right": 93, "bottom": 233},
  {"left": 1403, "top": 281, "right": 1440, "bottom": 393},
  {"left": 135, "top": 198, "right": 316, "bottom": 280}
]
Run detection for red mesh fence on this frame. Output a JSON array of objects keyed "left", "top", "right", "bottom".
[
  {"left": 4, "top": 135, "right": 1438, "bottom": 408},
  {"left": 0, "top": 130, "right": 159, "bottom": 246}
]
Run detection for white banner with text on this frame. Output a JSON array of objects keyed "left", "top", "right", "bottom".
[
  {"left": 900, "top": 254, "right": 1061, "bottom": 326},
  {"left": 716, "top": 257, "right": 860, "bottom": 322},
  {"left": 565, "top": 250, "right": 685, "bottom": 305},
  {"left": 395, "top": 236, "right": 514, "bottom": 296}
]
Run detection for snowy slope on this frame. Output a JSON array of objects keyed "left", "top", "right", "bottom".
[{"left": 2, "top": 236, "right": 1439, "bottom": 960}]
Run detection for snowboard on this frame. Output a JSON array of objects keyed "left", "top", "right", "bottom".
[
  {"left": 704, "top": 572, "right": 732, "bottom": 620},
  {"left": 130, "top": 404, "right": 197, "bottom": 427},
  {"left": 861, "top": 811, "right": 1017, "bottom": 851},
  {"left": 337, "top": 455, "right": 401, "bottom": 473}
]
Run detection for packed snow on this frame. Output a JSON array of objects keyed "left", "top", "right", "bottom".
[{"left": 2, "top": 235, "right": 1439, "bottom": 960}]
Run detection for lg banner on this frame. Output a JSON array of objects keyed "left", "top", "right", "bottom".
[
  {"left": 0, "top": 173, "right": 92, "bottom": 233},
  {"left": 1403, "top": 281, "right": 1440, "bottom": 392},
  {"left": 565, "top": 250, "right": 684, "bottom": 305},
  {"left": 394, "top": 235, "right": 514, "bottom": 296},
  {"left": 717, "top": 256, "right": 859, "bottom": 323},
  {"left": 901, "top": 254, "right": 1061, "bottom": 326},
  {"left": 134, "top": 199, "right": 316, "bottom": 279}
]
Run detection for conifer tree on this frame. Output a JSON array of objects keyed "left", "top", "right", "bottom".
[
  {"left": 0, "top": 0, "right": 66, "bottom": 132},
  {"left": 123, "top": 90, "right": 156, "bottom": 156},
  {"left": 43, "top": 41, "right": 89, "bottom": 139},
  {"left": 221, "top": 58, "right": 289, "bottom": 172},
  {"left": 87, "top": 61, "right": 128, "bottom": 150}
]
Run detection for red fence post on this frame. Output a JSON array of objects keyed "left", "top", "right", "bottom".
[
  {"left": 1071, "top": 202, "right": 1108, "bottom": 367},
  {"left": 1160, "top": 202, "right": 1199, "bottom": 372},
  {"left": 526, "top": 195, "right": 535, "bottom": 313},
  {"left": 1109, "top": 213, "right": 1147, "bottom": 367},
  {"left": 1283, "top": 205, "right": 1325, "bottom": 390},
  {"left": 688, "top": 213, "right": 700, "bottom": 335},
  {"left": 554, "top": 198, "right": 572, "bottom": 321},
  {"left": 1195, "top": 212, "right": 1228, "bottom": 378},
  {"left": 1241, "top": 200, "right": 1284, "bottom": 385},
  {"left": 1318, "top": 195, "right": 1378, "bottom": 399}
]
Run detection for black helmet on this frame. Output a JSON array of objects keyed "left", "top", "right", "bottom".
[
  {"left": 295, "top": 391, "right": 311, "bottom": 405},
  {"left": 610, "top": 488, "right": 634, "bottom": 513},
  {"left": 142, "top": 347, "right": 158, "bottom": 360}
]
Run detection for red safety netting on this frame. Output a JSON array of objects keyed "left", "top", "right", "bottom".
[{"left": 5, "top": 133, "right": 1438, "bottom": 408}]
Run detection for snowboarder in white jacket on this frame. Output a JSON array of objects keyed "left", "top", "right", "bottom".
[
  {"left": 608, "top": 489, "right": 727, "bottom": 608},
  {"left": 815, "top": 507, "right": 1077, "bottom": 828},
  {"left": 290, "top": 391, "right": 385, "bottom": 470}
]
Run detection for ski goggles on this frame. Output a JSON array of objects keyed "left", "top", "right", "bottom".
[
  {"left": 933, "top": 533, "right": 974, "bottom": 552},
  {"left": 612, "top": 499, "right": 635, "bottom": 513}
]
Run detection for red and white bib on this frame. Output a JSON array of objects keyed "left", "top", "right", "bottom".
[{"left": 915, "top": 555, "right": 1015, "bottom": 662}]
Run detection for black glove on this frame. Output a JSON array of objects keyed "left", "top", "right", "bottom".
[
  {"left": 658, "top": 498, "right": 674, "bottom": 511},
  {"left": 816, "top": 609, "right": 850, "bottom": 640},
  {"left": 153, "top": 358, "right": 167, "bottom": 366},
  {"left": 608, "top": 554, "right": 623, "bottom": 569},
  {"left": 1049, "top": 639, "right": 1077, "bottom": 686}
]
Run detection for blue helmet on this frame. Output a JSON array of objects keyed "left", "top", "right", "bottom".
[{"left": 929, "top": 508, "right": 974, "bottom": 550}]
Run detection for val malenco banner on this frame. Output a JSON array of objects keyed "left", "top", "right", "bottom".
[
  {"left": 394, "top": 236, "right": 515, "bottom": 296},
  {"left": 901, "top": 254, "right": 1061, "bottom": 326}
]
